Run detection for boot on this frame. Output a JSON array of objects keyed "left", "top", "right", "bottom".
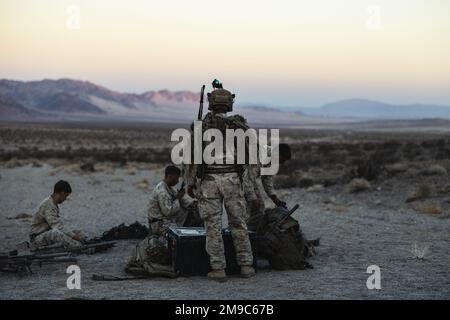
[
  {"left": 240, "top": 266, "right": 255, "bottom": 278},
  {"left": 207, "top": 269, "right": 227, "bottom": 282}
]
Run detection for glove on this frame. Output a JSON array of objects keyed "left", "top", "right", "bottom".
[
  {"left": 270, "top": 195, "right": 287, "bottom": 208},
  {"left": 251, "top": 199, "right": 261, "bottom": 212}
]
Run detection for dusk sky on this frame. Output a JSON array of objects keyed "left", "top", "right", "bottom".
[{"left": 1, "top": 0, "right": 449, "bottom": 108}]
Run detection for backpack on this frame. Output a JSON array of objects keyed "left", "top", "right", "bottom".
[{"left": 256, "top": 207, "right": 313, "bottom": 270}]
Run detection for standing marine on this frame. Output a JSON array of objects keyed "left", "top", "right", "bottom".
[{"left": 185, "top": 79, "right": 255, "bottom": 282}]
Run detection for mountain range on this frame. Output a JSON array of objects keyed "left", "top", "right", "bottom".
[{"left": 1, "top": 79, "right": 449, "bottom": 124}]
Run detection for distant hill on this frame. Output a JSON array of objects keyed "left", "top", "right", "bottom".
[
  {"left": 0, "top": 94, "right": 49, "bottom": 120},
  {"left": 0, "top": 78, "right": 309, "bottom": 125},
  {"left": 36, "top": 92, "right": 106, "bottom": 114},
  {"left": 298, "top": 99, "right": 450, "bottom": 119},
  {"left": 1, "top": 79, "right": 449, "bottom": 124}
]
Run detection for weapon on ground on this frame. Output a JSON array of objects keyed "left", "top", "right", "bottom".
[
  {"left": 264, "top": 204, "right": 300, "bottom": 233},
  {"left": 31, "top": 240, "right": 117, "bottom": 255},
  {"left": 91, "top": 274, "right": 148, "bottom": 281},
  {"left": 197, "top": 85, "right": 205, "bottom": 120},
  {"left": 0, "top": 251, "right": 77, "bottom": 274}
]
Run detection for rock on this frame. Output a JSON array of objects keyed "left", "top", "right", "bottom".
[
  {"left": 347, "top": 178, "right": 371, "bottom": 193},
  {"left": 422, "top": 164, "right": 447, "bottom": 176}
]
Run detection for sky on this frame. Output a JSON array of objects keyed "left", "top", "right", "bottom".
[{"left": 1, "top": 0, "right": 449, "bottom": 108}]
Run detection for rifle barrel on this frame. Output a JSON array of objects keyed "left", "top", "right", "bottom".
[{"left": 197, "top": 85, "right": 205, "bottom": 120}]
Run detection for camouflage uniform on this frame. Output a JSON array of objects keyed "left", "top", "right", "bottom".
[
  {"left": 244, "top": 163, "right": 276, "bottom": 222},
  {"left": 30, "top": 196, "right": 82, "bottom": 248},
  {"left": 127, "top": 181, "right": 194, "bottom": 273},
  {"left": 185, "top": 111, "right": 255, "bottom": 271}
]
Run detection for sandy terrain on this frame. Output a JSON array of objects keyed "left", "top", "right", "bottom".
[
  {"left": 0, "top": 123, "right": 449, "bottom": 300},
  {"left": 0, "top": 162, "right": 449, "bottom": 300}
]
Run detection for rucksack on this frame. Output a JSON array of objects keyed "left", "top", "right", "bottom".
[{"left": 256, "top": 207, "right": 313, "bottom": 270}]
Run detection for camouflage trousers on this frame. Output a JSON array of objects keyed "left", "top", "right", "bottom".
[
  {"left": 31, "top": 229, "right": 82, "bottom": 248},
  {"left": 126, "top": 234, "right": 175, "bottom": 276},
  {"left": 197, "top": 173, "right": 253, "bottom": 270}
]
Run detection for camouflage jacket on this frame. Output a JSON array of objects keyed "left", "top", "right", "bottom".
[
  {"left": 30, "top": 196, "right": 75, "bottom": 238},
  {"left": 183, "top": 112, "right": 255, "bottom": 192},
  {"left": 246, "top": 163, "right": 276, "bottom": 200},
  {"left": 148, "top": 181, "right": 192, "bottom": 236}
]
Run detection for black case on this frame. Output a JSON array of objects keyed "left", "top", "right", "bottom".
[{"left": 167, "top": 227, "right": 257, "bottom": 276}]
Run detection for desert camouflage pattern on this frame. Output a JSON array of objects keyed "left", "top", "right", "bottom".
[
  {"left": 197, "top": 172, "right": 253, "bottom": 270},
  {"left": 148, "top": 180, "right": 194, "bottom": 240},
  {"left": 127, "top": 181, "right": 194, "bottom": 274},
  {"left": 30, "top": 196, "right": 82, "bottom": 248},
  {"left": 244, "top": 163, "right": 276, "bottom": 221}
]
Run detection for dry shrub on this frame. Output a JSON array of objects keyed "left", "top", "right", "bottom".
[
  {"left": 135, "top": 179, "right": 150, "bottom": 190},
  {"left": 423, "top": 164, "right": 447, "bottom": 176},
  {"left": 416, "top": 205, "right": 442, "bottom": 215},
  {"left": 410, "top": 243, "right": 430, "bottom": 260},
  {"left": 126, "top": 167, "right": 137, "bottom": 175},
  {"left": 273, "top": 175, "right": 297, "bottom": 189},
  {"left": 386, "top": 163, "right": 408, "bottom": 175},
  {"left": 347, "top": 178, "right": 371, "bottom": 193},
  {"left": 406, "top": 184, "right": 432, "bottom": 203},
  {"left": 332, "top": 205, "right": 349, "bottom": 213}
]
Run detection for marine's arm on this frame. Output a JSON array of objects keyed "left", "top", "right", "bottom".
[
  {"left": 262, "top": 171, "right": 287, "bottom": 208},
  {"left": 42, "top": 205, "right": 77, "bottom": 239}
]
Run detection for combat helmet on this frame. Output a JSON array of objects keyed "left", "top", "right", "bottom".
[{"left": 207, "top": 79, "right": 235, "bottom": 112}]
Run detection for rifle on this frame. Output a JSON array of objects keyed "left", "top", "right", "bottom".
[
  {"left": 197, "top": 85, "right": 205, "bottom": 120},
  {"left": 0, "top": 251, "right": 77, "bottom": 274},
  {"left": 195, "top": 85, "right": 206, "bottom": 182},
  {"left": 265, "top": 204, "right": 300, "bottom": 233},
  {"left": 178, "top": 180, "right": 186, "bottom": 194},
  {"left": 31, "top": 240, "right": 117, "bottom": 255}
]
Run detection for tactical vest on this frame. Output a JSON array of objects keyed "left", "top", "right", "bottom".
[{"left": 197, "top": 112, "right": 250, "bottom": 180}]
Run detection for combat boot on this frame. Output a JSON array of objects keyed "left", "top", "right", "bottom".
[
  {"left": 207, "top": 269, "right": 227, "bottom": 282},
  {"left": 240, "top": 266, "right": 255, "bottom": 278}
]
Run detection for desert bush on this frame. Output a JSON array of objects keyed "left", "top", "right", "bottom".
[
  {"left": 416, "top": 205, "right": 442, "bottom": 215},
  {"left": 382, "top": 140, "right": 402, "bottom": 150},
  {"left": 297, "top": 175, "right": 315, "bottom": 188},
  {"left": 386, "top": 163, "right": 408, "bottom": 175},
  {"left": 347, "top": 178, "right": 371, "bottom": 193},
  {"left": 273, "top": 175, "right": 298, "bottom": 189},
  {"left": 410, "top": 243, "right": 430, "bottom": 260},
  {"left": 435, "top": 148, "right": 450, "bottom": 160},
  {"left": 422, "top": 164, "right": 447, "bottom": 176},
  {"left": 406, "top": 184, "right": 432, "bottom": 203}
]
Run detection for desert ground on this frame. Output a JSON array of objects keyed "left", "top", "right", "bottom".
[{"left": 0, "top": 122, "right": 449, "bottom": 299}]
